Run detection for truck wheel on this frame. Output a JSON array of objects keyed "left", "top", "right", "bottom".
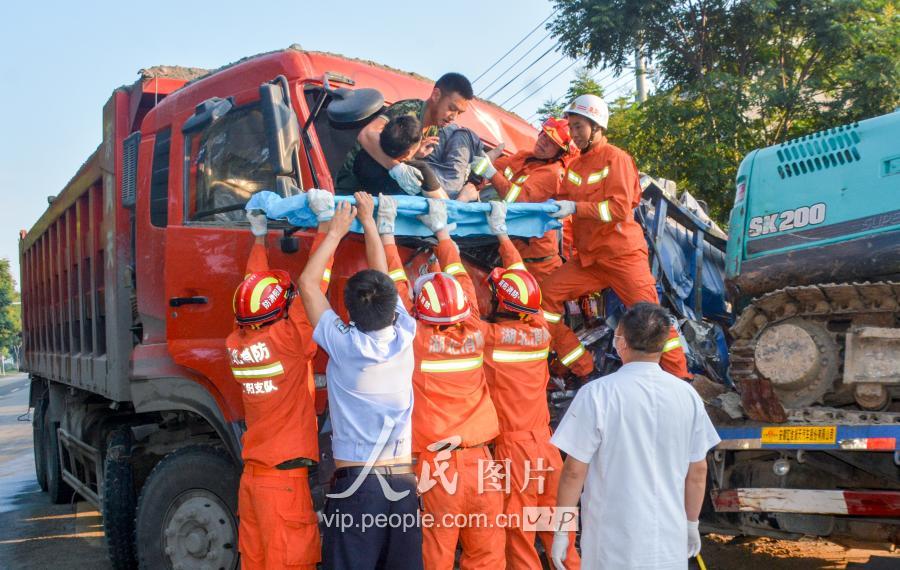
[
  {"left": 32, "top": 398, "right": 48, "bottom": 492},
  {"left": 103, "top": 428, "right": 137, "bottom": 569},
  {"left": 44, "top": 410, "right": 74, "bottom": 504},
  {"left": 134, "top": 446, "right": 239, "bottom": 570}
]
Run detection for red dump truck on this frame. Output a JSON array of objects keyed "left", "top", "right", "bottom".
[{"left": 19, "top": 46, "right": 536, "bottom": 569}]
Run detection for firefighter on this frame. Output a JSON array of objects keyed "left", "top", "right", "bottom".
[
  {"left": 378, "top": 197, "right": 505, "bottom": 570},
  {"left": 227, "top": 196, "right": 334, "bottom": 570},
  {"left": 481, "top": 202, "right": 581, "bottom": 569},
  {"left": 541, "top": 94, "right": 689, "bottom": 379},
  {"left": 471, "top": 117, "right": 575, "bottom": 282}
]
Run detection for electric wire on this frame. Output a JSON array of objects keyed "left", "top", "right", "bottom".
[
  {"left": 477, "top": 36, "right": 556, "bottom": 97},
  {"left": 472, "top": 9, "right": 558, "bottom": 84},
  {"left": 506, "top": 58, "right": 580, "bottom": 112},
  {"left": 498, "top": 54, "right": 571, "bottom": 107}
]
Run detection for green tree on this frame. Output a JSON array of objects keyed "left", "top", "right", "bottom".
[
  {"left": 536, "top": 67, "right": 606, "bottom": 122},
  {"left": 0, "top": 259, "right": 21, "bottom": 368},
  {"left": 550, "top": 0, "right": 900, "bottom": 222}
]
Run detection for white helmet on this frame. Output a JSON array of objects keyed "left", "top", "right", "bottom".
[{"left": 565, "top": 94, "right": 609, "bottom": 129}]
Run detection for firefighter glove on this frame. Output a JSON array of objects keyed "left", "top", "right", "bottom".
[
  {"left": 486, "top": 201, "right": 508, "bottom": 236},
  {"left": 377, "top": 194, "right": 398, "bottom": 235},
  {"left": 470, "top": 155, "right": 497, "bottom": 179},
  {"left": 687, "top": 519, "right": 701, "bottom": 557},
  {"left": 550, "top": 531, "right": 569, "bottom": 570},
  {"left": 550, "top": 200, "right": 576, "bottom": 218},
  {"left": 417, "top": 199, "right": 455, "bottom": 233},
  {"left": 306, "top": 188, "right": 335, "bottom": 222},
  {"left": 246, "top": 210, "right": 268, "bottom": 237},
  {"left": 389, "top": 163, "right": 425, "bottom": 195}
]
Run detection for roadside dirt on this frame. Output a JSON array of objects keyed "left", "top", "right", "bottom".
[{"left": 699, "top": 534, "right": 899, "bottom": 569}]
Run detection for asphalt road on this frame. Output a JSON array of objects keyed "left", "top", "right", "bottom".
[{"left": 0, "top": 373, "right": 111, "bottom": 570}]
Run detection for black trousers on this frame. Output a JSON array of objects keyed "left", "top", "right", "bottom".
[{"left": 323, "top": 472, "right": 423, "bottom": 570}]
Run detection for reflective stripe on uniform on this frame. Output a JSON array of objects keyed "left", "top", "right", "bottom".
[
  {"left": 543, "top": 310, "right": 562, "bottom": 324},
  {"left": 322, "top": 268, "right": 332, "bottom": 283},
  {"left": 504, "top": 166, "right": 515, "bottom": 180},
  {"left": 444, "top": 262, "right": 466, "bottom": 276},
  {"left": 420, "top": 356, "right": 483, "bottom": 373},
  {"left": 516, "top": 174, "right": 529, "bottom": 184},
  {"left": 389, "top": 268, "right": 407, "bottom": 282},
  {"left": 471, "top": 156, "right": 491, "bottom": 176},
  {"left": 559, "top": 344, "right": 586, "bottom": 366},
  {"left": 662, "top": 337, "right": 682, "bottom": 353},
  {"left": 598, "top": 200, "right": 612, "bottom": 222},
  {"left": 492, "top": 348, "right": 549, "bottom": 363},
  {"left": 507, "top": 261, "right": 526, "bottom": 270},
  {"left": 587, "top": 167, "right": 609, "bottom": 184},
  {"left": 231, "top": 362, "right": 285, "bottom": 378},
  {"left": 566, "top": 170, "right": 582, "bottom": 185},
  {"left": 505, "top": 184, "right": 522, "bottom": 203}
]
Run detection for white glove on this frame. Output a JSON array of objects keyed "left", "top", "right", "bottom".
[
  {"left": 306, "top": 189, "right": 335, "bottom": 222},
  {"left": 377, "top": 194, "right": 398, "bottom": 235},
  {"left": 550, "top": 531, "right": 569, "bottom": 570},
  {"left": 389, "top": 163, "right": 425, "bottom": 195},
  {"left": 550, "top": 200, "right": 576, "bottom": 219},
  {"left": 417, "top": 199, "right": 454, "bottom": 233},
  {"left": 687, "top": 520, "right": 701, "bottom": 558},
  {"left": 246, "top": 210, "right": 268, "bottom": 237},
  {"left": 486, "top": 201, "right": 508, "bottom": 236},
  {"left": 470, "top": 155, "right": 497, "bottom": 179}
]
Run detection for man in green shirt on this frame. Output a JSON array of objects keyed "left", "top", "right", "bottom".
[{"left": 335, "top": 73, "right": 474, "bottom": 195}]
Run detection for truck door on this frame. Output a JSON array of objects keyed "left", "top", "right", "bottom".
[{"left": 164, "top": 91, "right": 302, "bottom": 420}]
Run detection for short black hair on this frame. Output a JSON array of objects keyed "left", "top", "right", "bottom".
[
  {"left": 619, "top": 302, "right": 672, "bottom": 353},
  {"left": 344, "top": 269, "right": 398, "bottom": 332},
  {"left": 435, "top": 72, "right": 474, "bottom": 100},
  {"left": 380, "top": 115, "right": 422, "bottom": 158}
]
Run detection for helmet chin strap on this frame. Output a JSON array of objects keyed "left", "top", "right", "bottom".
[{"left": 579, "top": 123, "right": 602, "bottom": 152}]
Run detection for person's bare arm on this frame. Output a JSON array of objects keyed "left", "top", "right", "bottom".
[
  {"left": 684, "top": 459, "right": 707, "bottom": 521},
  {"left": 556, "top": 456, "right": 589, "bottom": 511},
  {"left": 358, "top": 118, "right": 399, "bottom": 170},
  {"left": 299, "top": 201, "right": 355, "bottom": 327},
  {"left": 354, "top": 192, "right": 388, "bottom": 274}
]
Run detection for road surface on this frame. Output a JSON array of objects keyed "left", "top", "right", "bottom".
[{"left": 0, "top": 373, "right": 111, "bottom": 570}]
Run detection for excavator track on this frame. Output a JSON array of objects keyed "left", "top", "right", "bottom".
[{"left": 729, "top": 281, "right": 900, "bottom": 422}]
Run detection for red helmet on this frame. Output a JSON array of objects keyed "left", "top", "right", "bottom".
[
  {"left": 233, "top": 270, "right": 294, "bottom": 326},
  {"left": 413, "top": 272, "right": 471, "bottom": 325},
  {"left": 487, "top": 267, "right": 542, "bottom": 315},
  {"left": 541, "top": 117, "right": 571, "bottom": 150}
]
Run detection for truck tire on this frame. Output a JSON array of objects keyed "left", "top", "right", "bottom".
[
  {"left": 44, "top": 410, "right": 74, "bottom": 504},
  {"left": 134, "top": 446, "right": 239, "bottom": 570},
  {"left": 103, "top": 428, "right": 137, "bottom": 569},
  {"left": 32, "top": 398, "right": 48, "bottom": 492}
]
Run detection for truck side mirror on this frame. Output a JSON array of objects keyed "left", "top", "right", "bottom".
[
  {"left": 326, "top": 88, "right": 385, "bottom": 126},
  {"left": 259, "top": 77, "right": 301, "bottom": 176},
  {"left": 182, "top": 97, "right": 234, "bottom": 134}
]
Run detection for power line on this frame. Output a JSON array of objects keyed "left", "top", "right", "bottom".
[
  {"left": 507, "top": 58, "right": 580, "bottom": 112},
  {"left": 477, "top": 34, "right": 555, "bottom": 97},
  {"left": 472, "top": 9, "right": 559, "bottom": 84},
  {"left": 484, "top": 43, "right": 560, "bottom": 100},
  {"left": 498, "top": 54, "right": 570, "bottom": 107}
]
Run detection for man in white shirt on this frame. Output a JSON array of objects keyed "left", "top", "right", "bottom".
[
  {"left": 299, "top": 192, "right": 421, "bottom": 570},
  {"left": 549, "top": 302, "right": 721, "bottom": 570}
]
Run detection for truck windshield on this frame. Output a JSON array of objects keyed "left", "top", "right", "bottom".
[{"left": 185, "top": 103, "right": 277, "bottom": 223}]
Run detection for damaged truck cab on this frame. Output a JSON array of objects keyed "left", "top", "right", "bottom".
[{"left": 19, "top": 48, "right": 536, "bottom": 569}]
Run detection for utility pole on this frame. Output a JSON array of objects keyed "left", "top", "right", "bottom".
[{"left": 635, "top": 48, "right": 647, "bottom": 103}]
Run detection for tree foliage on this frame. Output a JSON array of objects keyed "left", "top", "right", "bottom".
[
  {"left": 0, "top": 259, "right": 20, "bottom": 361},
  {"left": 550, "top": 0, "right": 900, "bottom": 222}
]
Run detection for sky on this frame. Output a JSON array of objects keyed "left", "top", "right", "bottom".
[{"left": 0, "top": 0, "right": 636, "bottom": 287}]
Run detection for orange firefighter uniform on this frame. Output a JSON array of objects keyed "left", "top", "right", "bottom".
[
  {"left": 482, "top": 239, "right": 581, "bottom": 569},
  {"left": 489, "top": 152, "right": 566, "bottom": 282},
  {"left": 385, "top": 239, "right": 505, "bottom": 570},
  {"left": 226, "top": 234, "right": 332, "bottom": 570},
  {"left": 540, "top": 136, "right": 689, "bottom": 378}
]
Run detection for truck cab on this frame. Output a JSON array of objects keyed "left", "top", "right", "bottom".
[{"left": 20, "top": 47, "right": 539, "bottom": 569}]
